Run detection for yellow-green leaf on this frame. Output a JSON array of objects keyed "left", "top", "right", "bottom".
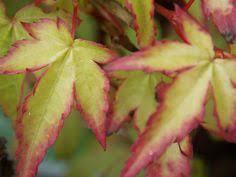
[
  {"left": 109, "top": 71, "right": 162, "bottom": 133},
  {"left": 146, "top": 136, "right": 192, "bottom": 177},
  {"left": 105, "top": 41, "right": 210, "bottom": 73},
  {"left": 125, "top": 0, "right": 156, "bottom": 48},
  {"left": 0, "top": 19, "right": 115, "bottom": 177},
  {"left": 121, "top": 64, "right": 212, "bottom": 177}
]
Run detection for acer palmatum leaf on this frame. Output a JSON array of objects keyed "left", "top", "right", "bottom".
[
  {"left": 0, "top": 19, "right": 116, "bottom": 177},
  {"left": 105, "top": 6, "right": 236, "bottom": 177},
  {"left": 202, "top": 0, "right": 236, "bottom": 43},
  {"left": 0, "top": 1, "right": 53, "bottom": 121},
  {"left": 203, "top": 99, "right": 236, "bottom": 143},
  {"left": 108, "top": 71, "right": 162, "bottom": 133},
  {"left": 146, "top": 136, "right": 192, "bottom": 177},
  {"left": 124, "top": 0, "right": 156, "bottom": 49}
]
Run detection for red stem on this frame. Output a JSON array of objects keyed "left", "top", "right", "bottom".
[
  {"left": 34, "top": 0, "right": 43, "bottom": 6},
  {"left": 71, "top": 0, "right": 79, "bottom": 38},
  {"left": 155, "top": 4, "right": 174, "bottom": 20},
  {"left": 183, "top": 0, "right": 195, "bottom": 11}
]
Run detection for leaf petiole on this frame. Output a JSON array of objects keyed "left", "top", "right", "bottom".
[
  {"left": 183, "top": 0, "right": 195, "bottom": 11},
  {"left": 71, "top": 0, "right": 80, "bottom": 38}
]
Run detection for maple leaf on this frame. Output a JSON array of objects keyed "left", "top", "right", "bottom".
[
  {"left": 0, "top": 1, "right": 53, "bottom": 120},
  {"left": 202, "top": 98, "right": 236, "bottom": 143},
  {"left": 0, "top": 1, "right": 52, "bottom": 56},
  {"left": 202, "top": 0, "right": 236, "bottom": 43},
  {"left": 123, "top": 0, "right": 156, "bottom": 49},
  {"left": 0, "top": 19, "right": 115, "bottom": 177},
  {"left": 108, "top": 71, "right": 163, "bottom": 133},
  {"left": 105, "top": 6, "right": 236, "bottom": 177},
  {"left": 146, "top": 136, "right": 192, "bottom": 177},
  {"left": 110, "top": 72, "right": 194, "bottom": 177},
  {"left": 0, "top": 74, "right": 23, "bottom": 119}
]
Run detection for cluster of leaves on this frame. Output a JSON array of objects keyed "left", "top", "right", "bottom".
[{"left": 0, "top": 0, "right": 235, "bottom": 177}]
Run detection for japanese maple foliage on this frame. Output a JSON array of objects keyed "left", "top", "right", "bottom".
[{"left": 0, "top": 0, "right": 235, "bottom": 177}]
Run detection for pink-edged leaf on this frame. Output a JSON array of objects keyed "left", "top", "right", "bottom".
[
  {"left": 172, "top": 6, "right": 214, "bottom": 57},
  {"left": 105, "top": 41, "right": 209, "bottom": 73},
  {"left": 108, "top": 71, "right": 162, "bottom": 133},
  {"left": 73, "top": 59, "right": 109, "bottom": 148},
  {"left": 121, "top": 64, "right": 212, "bottom": 177},
  {"left": 202, "top": 0, "right": 236, "bottom": 43},
  {"left": 146, "top": 136, "right": 192, "bottom": 177},
  {"left": 125, "top": 0, "right": 156, "bottom": 48},
  {"left": 211, "top": 59, "right": 236, "bottom": 136},
  {"left": 16, "top": 57, "right": 75, "bottom": 177},
  {"left": 0, "top": 19, "right": 116, "bottom": 177},
  {"left": 0, "top": 19, "right": 72, "bottom": 74},
  {"left": 73, "top": 39, "right": 115, "bottom": 64},
  {"left": 202, "top": 98, "right": 236, "bottom": 143}
]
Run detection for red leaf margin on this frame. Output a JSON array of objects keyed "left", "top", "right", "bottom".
[
  {"left": 201, "top": 0, "right": 236, "bottom": 44},
  {"left": 146, "top": 136, "right": 193, "bottom": 177},
  {"left": 74, "top": 66, "right": 110, "bottom": 149},
  {"left": 120, "top": 70, "right": 211, "bottom": 177},
  {"left": 125, "top": 0, "right": 156, "bottom": 49},
  {"left": 15, "top": 68, "right": 74, "bottom": 177}
]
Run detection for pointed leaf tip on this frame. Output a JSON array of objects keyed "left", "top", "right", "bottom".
[{"left": 120, "top": 65, "right": 212, "bottom": 177}]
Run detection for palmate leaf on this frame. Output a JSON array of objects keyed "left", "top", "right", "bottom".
[
  {"left": 202, "top": 99, "right": 236, "bottom": 143},
  {"left": 0, "top": 19, "right": 115, "bottom": 177},
  {"left": 105, "top": 6, "right": 236, "bottom": 177},
  {"left": 117, "top": 73, "right": 193, "bottom": 177},
  {"left": 108, "top": 71, "right": 162, "bottom": 133},
  {"left": 0, "top": 1, "right": 53, "bottom": 121},
  {"left": 124, "top": 0, "right": 156, "bottom": 49},
  {"left": 0, "top": 74, "right": 23, "bottom": 119},
  {"left": 0, "top": 1, "right": 52, "bottom": 56},
  {"left": 202, "top": 0, "right": 236, "bottom": 43},
  {"left": 146, "top": 136, "right": 192, "bottom": 177}
]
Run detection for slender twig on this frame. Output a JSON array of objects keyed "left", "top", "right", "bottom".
[
  {"left": 183, "top": 0, "right": 195, "bottom": 11},
  {"left": 155, "top": 4, "right": 174, "bottom": 21},
  {"left": 71, "top": 0, "right": 79, "bottom": 38}
]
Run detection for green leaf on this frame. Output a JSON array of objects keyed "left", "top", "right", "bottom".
[
  {"left": 121, "top": 64, "right": 212, "bottom": 177},
  {"left": 105, "top": 41, "right": 209, "bottom": 73},
  {"left": 0, "top": 19, "right": 115, "bottom": 177},
  {"left": 124, "top": 0, "right": 156, "bottom": 48},
  {"left": 105, "top": 7, "right": 236, "bottom": 177},
  {"left": 0, "top": 1, "right": 51, "bottom": 121},
  {"left": 202, "top": 99, "right": 236, "bottom": 142},
  {"left": 108, "top": 71, "right": 162, "bottom": 133},
  {"left": 0, "top": 2, "right": 52, "bottom": 56},
  {"left": 202, "top": 0, "right": 236, "bottom": 44},
  {"left": 146, "top": 136, "right": 192, "bottom": 177},
  {"left": 0, "top": 74, "right": 24, "bottom": 119}
]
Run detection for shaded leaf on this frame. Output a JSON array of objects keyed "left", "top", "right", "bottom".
[{"left": 108, "top": 71, "right": 162, "bottom": 133}]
